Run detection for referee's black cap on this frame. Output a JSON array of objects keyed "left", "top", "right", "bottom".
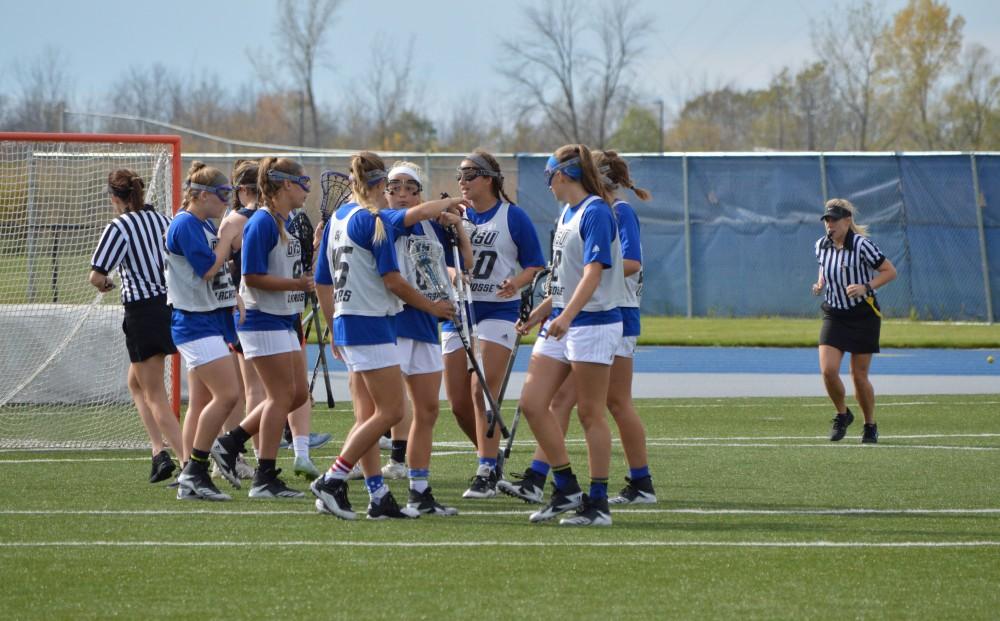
[{"left": 820, "top": 204, "right": 851, "bottom": 221}]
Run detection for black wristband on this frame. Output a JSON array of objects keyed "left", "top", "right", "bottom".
[{"left": 865, "top": 283, "right": 874, "bottom": 297}]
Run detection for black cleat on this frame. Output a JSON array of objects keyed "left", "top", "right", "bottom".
[
  {"left": 406, "top": 487, "right": 458, "bottom": 516},
  {"left": 176, "top": 462, "right": 230, "bottom": 501},
  {"left": 861, "top": 423, "right": 879, "bottom": 444},
  {"left": 149, "top": 450, "right": 176, "bottom": 484},
  {"left": 497, "top": 468, "right": 546, "bottom": 504},
  {"left": 367, "top": 491, "right": 420, "bottom": 520},
  {"left": 829, "top": 408, "right": 855, "bottom": 442},
  {"left": 462, "top": 465, "right": 497, "bottom": 499},
  {"left": 529, "top": 482, "right": 583, "bottom": 523},
  {"left": 310, "top": 476, "right": 356, "bottom": 520},
  {"left": 560, "top": 494, "right": 612, "bottom": 526},
  {"left": 210, "top": 435, "right": 244, "bottom": 489},
  {"left": 609, "top": 476, "right": 657, "bottom": 505},
  {"left": 249, "top": 468, "right": 305, "bottom": 499}
]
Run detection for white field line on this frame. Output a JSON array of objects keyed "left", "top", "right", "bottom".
[
  {"left": 0, "top": 540, "right": 997, "bottom": 549},
  {"left": 2, "top": 508, "right": 999, "bottom": 517},
  {"left": 641, "top": 442, "right": 998, "bottom": 451},
  {"left": 633, "top": 401, "right": 1000, "bottom": 409}
]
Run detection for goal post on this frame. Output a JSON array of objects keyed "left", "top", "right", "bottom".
[{"left": 0, "top": 132, "right": 183, "bottom": 449}]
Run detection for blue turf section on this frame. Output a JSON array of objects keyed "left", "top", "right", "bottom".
[{"left": 305, "top": 345, "right": 1000, "bottom": 376}]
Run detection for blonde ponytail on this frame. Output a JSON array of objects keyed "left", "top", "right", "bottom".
[{"left": 350, "top": 151, "right": 388, "bottom": 244}]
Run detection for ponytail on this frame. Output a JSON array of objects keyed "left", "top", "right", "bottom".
[
  {"left": 181, "top": 161, "right": 227, "bottom": 212},
  {"left": 593, "top": 150, "right": 652, "bottom": 202},
  {"left": 107, "top": 169, "right": 146, "bottom": 213},
  {"left": 349, "top": 151, "right": 388, "bottom": 244},
  {"left": 552, "top": 144, "right": 614, "bottom": 205},
  {"left": 231, "top": 159, "right": 259, "bottom": 210}
]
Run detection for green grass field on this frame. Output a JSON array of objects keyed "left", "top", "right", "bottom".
[{"left": 2, "top": 394, "right": 998, "bottom": 619}]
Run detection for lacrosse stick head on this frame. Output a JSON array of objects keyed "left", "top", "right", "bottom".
[
  {"left": 319, "top": 170, "right": 351, "bottom": 222},
  {"left": 291, "top": 210, "right": 315, "bottom": 269},
  {"left": 410, "top": 238, "right": 451, "bottom": 300}
]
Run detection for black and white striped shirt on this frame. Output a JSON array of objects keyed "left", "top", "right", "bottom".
[
  {"left": 815, "top": 230, "right": 886, "bottom": 310},
  {"left": 90, "top": 205, "right": 171, "bottom": 304}
]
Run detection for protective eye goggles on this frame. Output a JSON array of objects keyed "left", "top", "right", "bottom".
[
  {"left": 544, "top": 156, "right": 582, "bottom": 187},
  {"left": 267, "top": 169, "right": 311, "bottom": 193},
  {"left": 386, "top": 179, "right": 422, "bottom": 195},
  {"left": 187, "top": 182, "right": 234, "bottom": 203},
  {"left": 455, "top": 167, "right": 494, "bottom": 183}
]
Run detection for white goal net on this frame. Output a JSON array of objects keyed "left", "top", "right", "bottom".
[{"left": 0, "top": 134, "right": 180, "bottom": 449}]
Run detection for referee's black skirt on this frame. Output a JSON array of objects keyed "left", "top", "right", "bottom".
[
  {"left": 819, "top": 299, "right": 881, "bottom": 354},
  {"left": 122, "top": 294, "right": 177, "bottom": 362}
]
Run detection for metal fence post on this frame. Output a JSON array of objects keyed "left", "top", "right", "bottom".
[
  {"left": 819, "top": 152, "right": 828, "bottom": 204},
  {"left": 970, "top": 153, "right": 993, "bottom": 323},
  {"left": 682, "top": 154, "right": 693, "bottom": 318}
]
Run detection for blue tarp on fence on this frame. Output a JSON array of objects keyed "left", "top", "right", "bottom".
[{"left": 516, "top": 153, "right": 999, "bottom": 321}]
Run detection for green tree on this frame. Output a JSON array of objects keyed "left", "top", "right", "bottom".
[
  {"left": 883, "top": 0, "right": 965, "bottom": 148},
  {"left": 607, "top": 106, "right": 660, "bottom": 152}
]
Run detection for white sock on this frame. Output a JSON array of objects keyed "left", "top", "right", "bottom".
[
  {"left": 369, "top": 483, "right": 389, "bottom": 502},
  {"left": 253, "top": 447, "right": 261, "bottom": 459},
  {"left": 409, "top": 478, "right": 429, "bottom": 494},
  {"left": 292, "top": 435, "right": 309, "bottom": 459}
]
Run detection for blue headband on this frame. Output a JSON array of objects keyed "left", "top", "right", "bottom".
[
  {"left": 350, "top": 169, "right": 388, "bottom": 186},
  {"left": 544, "top": 155, "right": 582, "bottom": 184}
]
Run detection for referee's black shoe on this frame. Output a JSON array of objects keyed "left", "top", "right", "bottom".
[
  {"left": 861, "top": 423, "right": 879, "bottom": 444},
  {"left": 829, "top": 408, "right": 855, "bottom": 442}
]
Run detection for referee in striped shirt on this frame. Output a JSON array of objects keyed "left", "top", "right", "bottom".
[
  {"left": 89, "top": 168, "right": 183, "bottom": 483},
  {"left": 812, "top": 198, "right": 896, "bottom": 444}
]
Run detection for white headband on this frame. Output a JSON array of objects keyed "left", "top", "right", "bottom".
[{"left": 388, "top": 165, "right": 422, "bottom": 185}]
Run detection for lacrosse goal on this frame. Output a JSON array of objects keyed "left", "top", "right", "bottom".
[{"left": 0, "top": 133, "right": 182, "bottom": 449}]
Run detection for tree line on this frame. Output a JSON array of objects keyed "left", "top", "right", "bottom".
[{"left": 1, "top": 0, "right": 996, "bottom": 153}]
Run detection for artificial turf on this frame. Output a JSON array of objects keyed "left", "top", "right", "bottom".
[{"left": 1, "top": 394, "right": 998, "bottom": 619}]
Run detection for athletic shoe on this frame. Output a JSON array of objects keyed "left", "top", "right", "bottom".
[
  {"left": 407, "top": 487, "right": 459, "bottom": 516},
  {"left": 829, "top": 408, "right": 855, "bottom": 442},
  {"left": 235, "top": 454, "right": 255, "bottom": 480},
  {"left": 309, "top": 432, "right": 332, "bottom": 450},
  {"left": 378, "top": 435, "right": 392, "bottom": 451},
  {"left": 462, "top": 465, "right": 497, "bottom": 499},
  {"left": 559, "top": 494, "right": 612, "bottom": 527},
  {"left": 210, "top": 436, "right": 243, "bottom": 489},
  {"left": 293, "top": 455, "right": 321, "bottom": 480},
  {"left": 861, "top": 423, "right": 879, "bottom": 444},
  {"left": 497, "top": 468, "right": 546, "bottom": 504},
  {"left": 347, "top": 464, "right": 364, "bottom": 480},
  {"left": 310, "top": 476, "right": 356, "bottom": 520},
  {"left": 609, "top": 476, "right": 657, "bottom": 505},
  {"left": 176, "top": 467, "right": 231, "bottom": 501},
  {"left": 381, "top": 460, "right": 407, "bottom": 480},
  {"left": 249, "top": 469, "right": 305, "bottom": 499},
  {"left": 367, "top": 491, "right": 420, "bottom": 520},
  {"left": 149, "top": 450, "right": 176, "bottom": 484},
  {"left": 529, "top": 484, "right": 583, "bottom": 523}
]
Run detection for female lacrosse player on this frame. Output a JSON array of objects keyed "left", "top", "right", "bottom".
[
  {"left": 89, "top": 168, "right": 182, "bottom": 483},
  {"left": 500, "top": 150, "right": 656, "bottom": 506},
  {"left": 511, "top": 144, "right": 626, "bottom": 526},
  {"left": 813, "top": 199, "right": 896, "bottom": 443},
  {"left": 165, "top": 162, "right": 240, "bottom": 501},
  {"left": 311, "top": 151, "right": 460, "bottom": 520},
  {"left": 215, "top": 161, "right": 327, "bottom": 484},
  {"left": 381, "top": 161, "right": 471, "bottom": 515},
  {"left": 212, "top": 157, "right": 314, "bottom": 499},
  {"left": 442, "top": 150, "right": 544, "bottom": 499}
]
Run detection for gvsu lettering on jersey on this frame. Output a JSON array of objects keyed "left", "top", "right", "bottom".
[
  {"left": 470, "top": 230, "right": 499, "bottom": 247},
  {"left": 335, "top": 289, "right": 352, "bottom": 302}
]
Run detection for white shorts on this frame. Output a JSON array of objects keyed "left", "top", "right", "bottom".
[
  {"left": 532, "top": 322, "right": 622, "bottom": 366},
  {"left": 441, "top": 319, "right": 517, "bottom": 355},
  {"left": 176, "top": 336, "right": 231, "bottom": 370},
  {"left": 398, "top": 337, "right": 444, "bottom": 376},
  {"left": 338, "top": 342, "right": 400, "bottom": 373},
  {"left": 615, "top": 335, "right": 638, "bottom": 359},
  {"left": 238, "top": 329, "right": 301, "bottom": 360}
]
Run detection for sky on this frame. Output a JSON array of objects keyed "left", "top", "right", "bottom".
[{"left": 2, "top": 0, "right": 999, "bottom": 123}]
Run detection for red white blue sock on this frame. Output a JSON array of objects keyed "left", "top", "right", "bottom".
[{"left": 325, "top": 456, "right": 353, "bottom": 481}]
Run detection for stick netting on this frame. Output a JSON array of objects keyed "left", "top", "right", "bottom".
[{"left": 0, "top": 137, "right": 176, "bottom": 449}]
